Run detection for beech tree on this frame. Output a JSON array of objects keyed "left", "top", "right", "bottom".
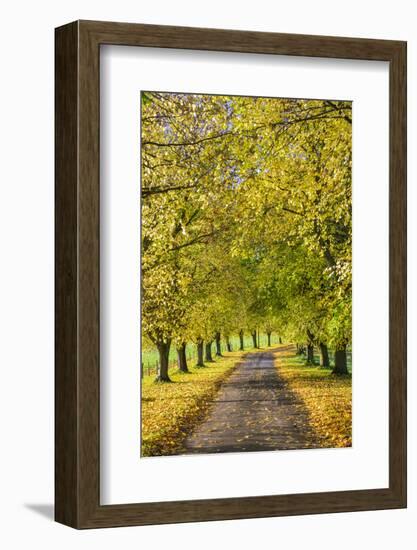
[{"left": 141, "top": 91, "right": 352, "bottom": 380}]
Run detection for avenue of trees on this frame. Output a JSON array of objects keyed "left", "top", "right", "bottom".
[{"left": 141, "top": 91, "right": 352, "bottom": 381}]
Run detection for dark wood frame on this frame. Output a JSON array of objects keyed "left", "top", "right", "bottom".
[{"left": 55, "top": 20, "right": 407, "bottom": 529}]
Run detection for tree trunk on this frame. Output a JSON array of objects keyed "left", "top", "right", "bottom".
[
  {"left": 279, "top": 336, "right": 282, "bottom": 344},
  {"left": 215, "top": 331, "right": 223, "bottom": 356},
  {"left": 239, "top": 330, "right": 244, "bottom": 351},
  {"left": 319, "top": 342, "right": 330, "bottom": 368},
  {"left": 306, "top": 329, "right": 316, "bottom": 365},
  {"left": 177, "top": 342, "right": 189, "bottom": 373},
  {"left": 205, "top": 340, "right": 214, "bottom": 362},
  {"left": 306, "top": 343, "right": 315, "bottom": 365},
  {"left": 251, "top": 330, "right": 257, "bottom": 348},
  {"left": 267, "top": 331, "right": 271, "bottom": 347},
  {"left": 155, "top": 340, "right": 171, "bottom": 382},
  {"left": 196, "top": 338, "right": 205, "bottom": 367},
  {"left": 226, "top": 336, "right": 232, "bottom": 352},
  {"left": 257, "top": 330, "right": 261, "bottom": 348},
  {"left": 333, "top": 345, "right": 348, "bottom": 374}
]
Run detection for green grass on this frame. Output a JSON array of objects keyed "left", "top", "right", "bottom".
[
  {"left": 141, "top": 336, "right": 350, "bottom": 376},
  {"left": 141, "top": 343, "right": 352, "bottom": 456},
  {"left": 141, "top": 332, "right": 282, "bottom": 375},
  {"left": 141, "top": 350, "right": 246, "bottom": 456},
  {"left": 275, "top": 347, "right": 352, "bottom": 448},
  {"left": 311, "top": 351, "right": 352, "bottom": 373}
]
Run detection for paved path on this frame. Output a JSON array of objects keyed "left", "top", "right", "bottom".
[{"left": 183, "top": 347, "right": 316, "bottom": 454}]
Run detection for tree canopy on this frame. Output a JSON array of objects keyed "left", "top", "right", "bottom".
[{"left": 141, "top": 91, "right": 352, "bottom": 380}]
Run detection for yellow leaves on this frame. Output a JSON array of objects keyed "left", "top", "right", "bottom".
[
  {"left": 274, "top": 347, "right": 352, "bottom": 448},
  {"left": 141, "top": 352, "right": 244, "bottom": 456}
]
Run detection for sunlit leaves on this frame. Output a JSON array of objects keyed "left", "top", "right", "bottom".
[
  {"left": 140, "top": 91, "right": 352, "bottom": 351},
  {"left": 141, "top": 352, "right": 242, "bottom": 456},
  {"left": 276, "top": 348, "right": 352, "bottom": 448}
]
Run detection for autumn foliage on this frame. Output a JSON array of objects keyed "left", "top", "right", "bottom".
[
  {"left": 140, "top": 91, "right": 352, "bottom": 454},
  {"left": 141, "top": 352, "right": 243, "bottom": 456},
  {"left": 276, "top": 347, "right": 352, "bottom": 447}
]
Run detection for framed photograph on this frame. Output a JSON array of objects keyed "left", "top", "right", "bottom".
[{"left": 55, "top": 20, "right": 406, "bottom": 528}]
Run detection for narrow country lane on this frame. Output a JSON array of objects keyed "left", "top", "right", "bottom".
[{"left": 182, "top": 346, "right": 318, "bottom": 454}]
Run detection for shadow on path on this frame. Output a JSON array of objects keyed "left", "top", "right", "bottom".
[{"left": 182, "top": 347, "right": 317, "bottom": 454}]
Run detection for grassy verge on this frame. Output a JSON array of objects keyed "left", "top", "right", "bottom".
[
  {"left": 141, "top": 332, "right": 282, "bottom": 372},
  {"left": 274, "top": 347, "right": 352, "bottom": 448},
  {"left": 141, "top": 351, "right": 246, "bottom": 456}
]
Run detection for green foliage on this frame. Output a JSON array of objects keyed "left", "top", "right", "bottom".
[{"left": 141, "top": 91, "right": 352, "bottom": 363}]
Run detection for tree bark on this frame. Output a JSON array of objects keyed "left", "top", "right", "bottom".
[
  {"left": 251, "top": 330, "right": 257, "bottom": 348},
  {"left": 333, "top": 345, "right": 348, "bottom": 374},
  {"left": 306, "top": 343, "right": 315, "bottom": 365},
  {"left": 155, "top": 340, "right": 171, "bottom": 382},
  {"left": 215, "top": 331, "right": 223, "bottom": 356},
  {"left": 196, "top": 338, "right": 205, "bottom": 367},
  {"left": 306, "top": 329, "right": 316, "bottom": 365},
  {"left": 176, "top": 342, "right": 189, "bottom": 373},
  {"left": 267, "top": 331, "right": 271, "bottom": 347},
  {"left": 297, "top": 344, "right": 306, "bottom": 355},
  {"left": 205, "top": 340, "right": 214, "bottom": 362},
  {"left": 239, "top": 329, "right": 244, "bottom": 351},
  {"left": 226, "top": 336, "right": 232, "bottom": 352},
  {"left": 319, "top": 342, "right": 330, "bottom": 368}
]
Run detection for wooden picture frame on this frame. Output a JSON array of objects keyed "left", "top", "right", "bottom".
[{"left": 55, "top": 20, "right": 407, "bottom": 528}]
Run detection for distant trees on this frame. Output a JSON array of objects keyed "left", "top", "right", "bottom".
[{"left": 141, "top": 92, "right": 352, "bottom": 379}]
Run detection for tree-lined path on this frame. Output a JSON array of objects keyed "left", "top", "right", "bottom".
[
  {"left": 141, "top": 93, "right": 352, "bottom": 384},
  {"left": 140, "top": 92, "right": 353, "bottom": 456},
  {"left": 183, "top": 347, "right": 317, "bottom": 454}
]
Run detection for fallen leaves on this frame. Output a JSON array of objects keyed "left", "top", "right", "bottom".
[
  {"left": 275, "top": 347, "right": 352, "bottom": 448},
  {"left": 141, "top": 352, "right": 244, "bottom": 456}
]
